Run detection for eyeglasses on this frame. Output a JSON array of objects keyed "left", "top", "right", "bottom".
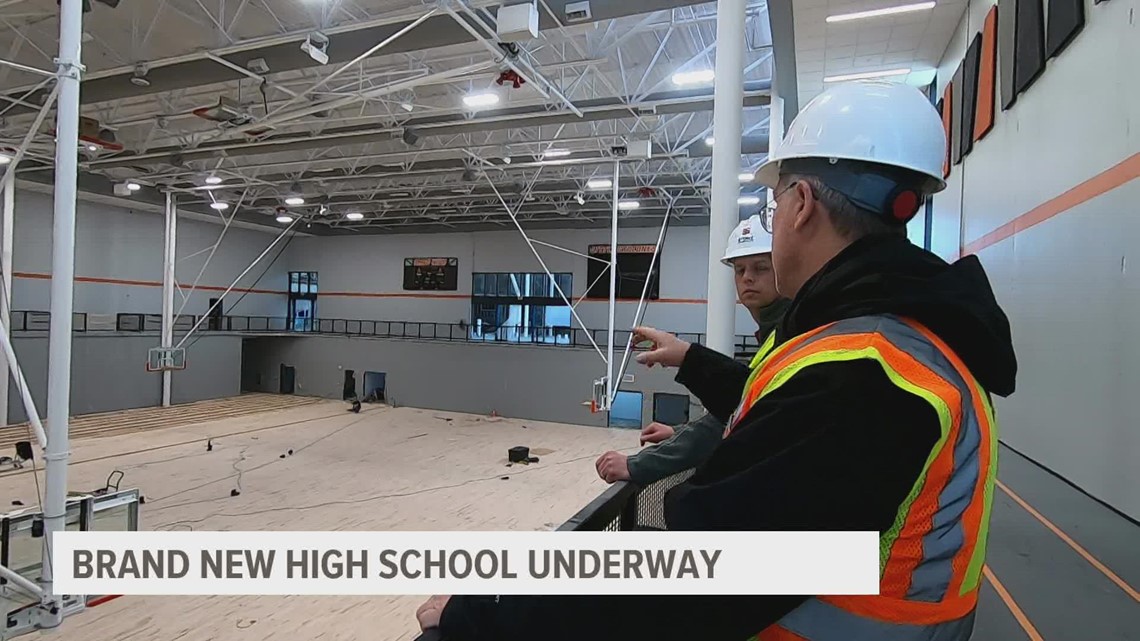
[{"left": 758, "top": 181, "right": 800, "bottom": 234}]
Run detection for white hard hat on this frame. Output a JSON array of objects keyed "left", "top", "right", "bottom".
[
  {"left": 721, "top": 215, "right": 772, "bottom": 265},
  {"left": 756, "top": 81, "right": 947, "bottom": 194}
]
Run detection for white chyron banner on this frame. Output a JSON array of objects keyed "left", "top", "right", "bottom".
[{"left": 54, "top": 531, "right": 880, "bottom": 596}]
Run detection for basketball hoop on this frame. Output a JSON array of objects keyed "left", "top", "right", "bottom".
[
  {"left": 146, "top": 347, "right": 187, "bottom": 372},
  {"left": 590, "top": 377, "right": 609, "bottom": 413}
]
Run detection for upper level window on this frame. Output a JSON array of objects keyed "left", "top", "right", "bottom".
[{"left": 289, "top": 271, "right": 318, "bottom": 295}]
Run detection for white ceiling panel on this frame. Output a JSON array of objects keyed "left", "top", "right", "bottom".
[{"left": 790, "top": 0, "right": 968, "bottom": 105}]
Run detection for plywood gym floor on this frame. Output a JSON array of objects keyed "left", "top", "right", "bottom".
[
  {"left": 0, "top": 394, "right": 636, "bottom": 641},
  {"left": 1, "top": 394, "right": 1137, "bottom": 641}
]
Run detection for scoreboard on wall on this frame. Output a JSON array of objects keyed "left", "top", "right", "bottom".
[{"left": 403, "top": 257, "right": 459, "bottom": 291}]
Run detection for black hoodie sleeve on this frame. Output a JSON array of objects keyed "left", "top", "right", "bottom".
[
  {"left": 673, "top": 343, "right": 751, "bottom": 422},
  {"left": 438, "top": 593, "right": 806, "bottom": 641}
]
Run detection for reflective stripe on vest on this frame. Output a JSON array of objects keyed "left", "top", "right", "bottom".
[{"left": 729, "top": 315, "right": 998, "bottom": 640}]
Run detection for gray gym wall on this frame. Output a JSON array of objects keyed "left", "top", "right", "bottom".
[
  {"left": 7, "top": 189, "right": 290, "bottom": 318},
  {"left": 931, "top": 0, "right": 1140, "bottom": 518},
  {"left": 6, "top": 333, "right": 243, "bottom": 424},
  {"left": 291, "top": 225, "right": 761, "bottom": 336},
  {"left": 241, "top": 335, "right": 697, "bottom": 429}
]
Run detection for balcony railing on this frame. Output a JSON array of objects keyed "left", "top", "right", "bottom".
[
  {"left": 7, "top": 311, "right": 764, "bottom": 359},
  {"left": 412, "top": 469, "right": 694, "bottom": 641}
]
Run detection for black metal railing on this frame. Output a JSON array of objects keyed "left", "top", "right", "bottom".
[
  {"left": 8, "top": 310, "right": 763, "bottom": 358},
  {"left": 413, "top": 469, "right": 694, "bottom": 641}
]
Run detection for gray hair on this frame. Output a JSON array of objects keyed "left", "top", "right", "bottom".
[{"left": 787, "top": 174, "right": 907, "bottom": 241}]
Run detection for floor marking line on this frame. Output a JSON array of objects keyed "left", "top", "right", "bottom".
[
  {"left": 997, "top": 479, "right": 1140, "bottom": 602},
  {"left": 983, "top": 565, "right": 1044, "bottom": 641}
]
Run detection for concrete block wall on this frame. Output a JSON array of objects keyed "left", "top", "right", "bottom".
[
  {"left": 932, "top": 0, "right": 1139, "bottom": 518},
  {"left": 6, "top": 189, "right": 290, "bottom": 318}
]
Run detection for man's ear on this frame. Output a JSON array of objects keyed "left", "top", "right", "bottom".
[{"left": 791, "top": 180, "right": 818, "bottom": 231}]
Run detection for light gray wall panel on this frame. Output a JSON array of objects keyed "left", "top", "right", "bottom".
[
  {"left": 242, "top": 335, "right": 697, "bottom": 429},
  {"left": 170, "top": 335, "right": 244, "bottom": 405},
  {"left": 6, "top": 335, "right": 244, "bottom": 424},
  {"left": 931, "top": 0, "right": 1140, "bottom": 518},
  {"left": 7, "top": 190, "right": 289, "bottom": 318},
  {"left": 294, "top": 224, "right": 763, "bottom": 336}
]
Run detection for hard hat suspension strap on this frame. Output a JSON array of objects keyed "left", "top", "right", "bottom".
[{"left": 781, "top": 158, "right": 930, "bottom": 224}]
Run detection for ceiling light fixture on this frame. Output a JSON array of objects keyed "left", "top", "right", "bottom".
[
  {"left": 126, "top": 182, "right": 142, "bottom": 191},
  {"left": 586, "top": 178, "right": 612, "bottom": 190},
  {"left": 704, "top": 137, "right": 715, "bottom": 146},
  {"left": 87, "top": 145, "right": 98, "bottom": 152},
  {"left": 462, "top": 92, "right": 501, "bottom": 108},
  {"left": 738, "top": 172, "right": 754, "bottom": 182},
  {"left": 575, "top": 193, "right": 586, "bottom": 205},
  {"left": 826, "top": 1, "right": 936, "bottom": 23},
  {"left": 345, "top": 212, "right": 364, "bottom": 221},
  {"left": 210, "top": 202, "right": 230, "bottom": 211},
  {"left": 824, "top": 68, "right": 912, "bottom": 83},
  {"left": 284, "top": 196, "right": 305, "bottom": 206},
  {"left": 205, "top": 175, "right": 223, "bottom": 185},
  {"left": 738, "top": 195, "right": 762, "bottom": 206},
  {"left": 0, "top": 153, "right": 12, "bottom": 165},
  {"left": 276, "top": 215, "right": 294, "bottom": 223},
  {"left": 617, "top": 200, "right": 640, "bottom": 210},
  {"left": 502, "top": 156, "right": 511, "bottom": 164},
  {"left": 542, "top": 149, "right": 572, "bottom": 158},
  {"left": 671, "top": 69, "right": 715, "bottom": 86},
  {"left": 399, "top": 102, "right": 414, "bottom": 112}
]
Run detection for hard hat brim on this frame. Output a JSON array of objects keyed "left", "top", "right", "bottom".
[{"left": 755, "top": 152, "right": 947, "bottom": 193}]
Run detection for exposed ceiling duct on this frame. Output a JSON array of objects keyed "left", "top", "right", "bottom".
[
  {"left": 1, "top": 0, "right": 718, "bottom": 116},
  {"left": 77, "top": 84, "right": 770, "bottom": 170}
]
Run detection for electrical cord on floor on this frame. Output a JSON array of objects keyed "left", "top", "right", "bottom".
[
  {"left": 146, "top": 410, "right": 377, "bottom": 509},
  {"left": 153, "top": 445, "right": 640, "bottom": 531}
]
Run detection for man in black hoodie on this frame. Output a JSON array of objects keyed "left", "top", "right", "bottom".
[{"left": 417, "top": 82, "right": 1016, "bottom": 641}]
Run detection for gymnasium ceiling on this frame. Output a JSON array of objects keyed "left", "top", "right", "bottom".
[{"left": 0, "top": 0, "right": 962, "bottom": 235}]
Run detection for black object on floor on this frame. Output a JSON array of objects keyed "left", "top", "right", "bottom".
[
  {"left": 230, "top": 489, "right": 241, "bottom": 497},
  {"left": 528, "top": 456, "right": 540, "bottom": 464},
  {"left": 15, "top": 440, "right": 33, "bottom": 462},
  {"left": 207, "top": 439, "right": 213, "bottom": 452},
  {"left": 508, "top": 446, "right": 530, "bottom": 463}
]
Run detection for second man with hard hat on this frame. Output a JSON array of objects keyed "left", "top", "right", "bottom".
[{"left": 596, "top": 215, "right": 788, "bottom": 485}]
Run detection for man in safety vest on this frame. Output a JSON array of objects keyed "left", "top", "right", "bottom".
[
  {"left": 595, "top": 215, "right": 789, "bottom": 485},
  {"left": 417, "top": 81, "right": 1017, "bottom": 641}
]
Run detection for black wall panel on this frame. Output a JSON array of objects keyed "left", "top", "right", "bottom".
[
  {"left": 1046, "top": 0, "right": 1086, "bottom": 58},
  {"left": 951, "top": 63, "right": 965, "bottom": 166},
  {"left": 960, "top": 34, "right": 983, "bottom": 159},
  {"left": 998, "top": 0, "right": 1019, "bottom": 110},
  {"left": 1015, "top": 0, "right": 1047, "bottom": 94}
]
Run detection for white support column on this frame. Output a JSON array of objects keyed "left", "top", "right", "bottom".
[
  {"left": 161, "top": 192, "right": 177, "bottom": 407},
  {"left": 0, "top": 172, "right": 13, "bottom": 426},
  {"left": 41, "top": 0, "right": 83, "bottom": 619},
  {"left": 604, "top": 161, "right": 619, "bottom": 408},
  {"left": 704, "top": 0, "right": 747, "bottom": 357},
  {"left": 767, "top": 92, "right": 785, "bottom": 208}
]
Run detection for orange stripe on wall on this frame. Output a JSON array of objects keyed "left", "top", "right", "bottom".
[
  {"left": 319, "top": 291, "right": 472, "bottom": 300},
  {"left": 12, "top": 272, "right": 714, "bottom": 304},
  {"left": 961, "top": 153, "right": 1140, "bottom": 256},
  {"left": 14, "top": 271, "right": 284, "bottom": 295}
]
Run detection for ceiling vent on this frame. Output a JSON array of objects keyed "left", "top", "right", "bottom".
[{"left": 565, "top": 1, "right": 592, "bottom": 22}]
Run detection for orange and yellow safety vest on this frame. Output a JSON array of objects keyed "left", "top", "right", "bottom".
[{"left": 728, "top": 314, "right": 997, "bottom": 641}]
